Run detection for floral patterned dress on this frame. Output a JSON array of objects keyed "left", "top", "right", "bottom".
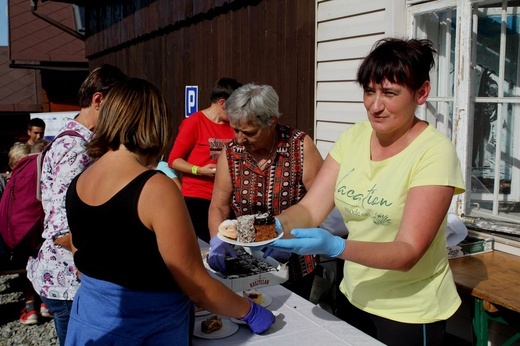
[{"left": 27, "top": 119, "right": 92, "bottom": 300}]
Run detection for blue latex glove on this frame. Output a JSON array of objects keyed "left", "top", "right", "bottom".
[
  {"left": 263, "top": 248, "right": 292, "bottom": 263},
  {"left": 275, "top": 217, "right": 283, "bottom": 233},
  {"left": 208, "top": 236, "right": 236, "bottom": 272},
  {"left": 269, "top": 228, "right": 346, "bottom": 258},
  {"left": 240, "top": 299, "right": 275, "bottom": 334}
]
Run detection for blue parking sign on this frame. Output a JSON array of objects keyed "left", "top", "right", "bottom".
[{"left": 185, "top": 86, "right": 198, "bottom": 117}]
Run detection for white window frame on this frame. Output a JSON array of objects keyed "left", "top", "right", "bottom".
[
  {"left": 407, "top": 0, "right": 520, "bottom": 239},
  {"left": 408, "top": 0, "right": 472, "bottom": 218}
]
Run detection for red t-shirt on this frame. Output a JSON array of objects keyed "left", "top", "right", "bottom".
[{"left": 168, "top": 111, "right": 234, "bottom": 200}]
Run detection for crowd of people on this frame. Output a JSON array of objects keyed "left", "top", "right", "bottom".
[{"left": 0, "top": 37, "right": 465, "bottom": 346}]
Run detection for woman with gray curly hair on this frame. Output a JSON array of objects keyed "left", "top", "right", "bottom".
[{"left": 208, "top": 83, "right": 324, "bottom": 299}]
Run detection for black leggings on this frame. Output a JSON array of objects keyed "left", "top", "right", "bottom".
[
  {"left": 335, "top": 291, "right": 446, "bottom": 346},
  {"left": 184, "top": 197, "right": 211, "bottom": 243}
]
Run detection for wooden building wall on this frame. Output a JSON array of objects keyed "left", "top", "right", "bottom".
[
  {"left": 314, "top": 0, "right": 406, "bottom": 157},
  {"left": 84, "top": 0, "right": 315, "bottom": 141}
]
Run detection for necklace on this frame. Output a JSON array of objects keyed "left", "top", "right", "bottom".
[
  {"left": 131, "top": 151, "right": 144, "bottom": 166},
  {"left": 257, "top": 133, "right": 277, "bottom": 170}
]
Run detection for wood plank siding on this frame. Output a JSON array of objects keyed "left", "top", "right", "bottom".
[
  {"left": 315, "top": 0, "right": 405, "bottom": 157},
  {"left": 84, "top": 0, "right": 315, "bottom": 140}
]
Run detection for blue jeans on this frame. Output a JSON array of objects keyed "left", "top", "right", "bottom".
[{"left": 40, "top": 296, "right": 73, "bottom": 346}]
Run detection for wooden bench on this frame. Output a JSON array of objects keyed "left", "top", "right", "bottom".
[{"left": 449, "top": 251, "right": 520, "bottom": 345}]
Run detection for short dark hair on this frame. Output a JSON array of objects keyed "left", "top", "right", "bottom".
[
  {"left": 356, "top": 38, "right": 436, "bottom": 91},
  {"left": 209, "top": 77, "right": 243, "bottom": 102},
  {"left": 77, "top": 64, "right": 128, "bottom": 108},
  {"left": 28, "top": 118, "right": 46, "bottom": 130}
]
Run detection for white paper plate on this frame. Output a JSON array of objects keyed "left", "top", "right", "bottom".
[
  {"left": 217, "top": 229, "right": 283, "bottom": 247},
  {"left": 238, "top": 292, "right": 272, "bottom": 308},
  {"left": 230, "top": 317, "right": 247, "bottom": 325},
  {"left": 193, "top": 318, "right": 239, "bottom": 339},
  {"left": 195, "top": 308, "right": 211, "bottom": 317}
]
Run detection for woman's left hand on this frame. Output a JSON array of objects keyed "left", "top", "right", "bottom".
[
  {"left": 208, "top": 236, "right": 236, "bottom": 272},
  {"left": 53, "top": 233, "right": 72, "bottom": 251},
  {"left": 269, "top": 228, "right": 345, "bottom": 258}
]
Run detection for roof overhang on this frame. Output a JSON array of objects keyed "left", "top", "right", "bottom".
[
  {"left": 30, "top": 0, "right": 85, "bottom": 39},
  {"left": 9, "top": 61, "right": 89, "bottom": 71},
  {"left": 41, "top": 0, "right": 88, "bottom": 4}
]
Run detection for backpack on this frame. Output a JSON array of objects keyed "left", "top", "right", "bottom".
[
  {"left": 0, "top": 154, "right": 43, "bottom": 254},
  {"left": 0, "top": 130, "right": 83, "bottom": 256}
]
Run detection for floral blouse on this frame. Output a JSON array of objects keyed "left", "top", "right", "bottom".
[{"left": 27, "top": 119, "right": 92, "bottom": 300}]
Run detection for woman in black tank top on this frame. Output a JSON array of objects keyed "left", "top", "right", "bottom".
[{"left": 64, "top": 78, "right": 275, "bottom": 345}]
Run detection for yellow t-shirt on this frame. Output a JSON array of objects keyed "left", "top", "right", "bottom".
[{"left": 330, "top": 121, "right": 465, "bottom": 323}]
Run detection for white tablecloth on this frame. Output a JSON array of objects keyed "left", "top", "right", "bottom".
[{"left": 192, "top": 285, "right": 383, "bottom": 345}]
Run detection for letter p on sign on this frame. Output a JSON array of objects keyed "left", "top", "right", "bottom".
[{"left": 185, "top": 86, "right": 198, "bottom": 117}]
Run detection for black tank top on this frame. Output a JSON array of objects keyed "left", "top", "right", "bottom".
[{"left": 66, "top": 170, "right": 179, "bottom": 291}]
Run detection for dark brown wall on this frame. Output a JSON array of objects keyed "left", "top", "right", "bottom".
[
  {"left": 0, "top": 47, "right": 42, "bottom": 112},
  {"left": 85, "top": 0, "right": 315, "bottom": 142}
]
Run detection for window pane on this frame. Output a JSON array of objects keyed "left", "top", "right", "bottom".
[
  {"left": 472, "top": 65, "right": 499, "bottom": 169},
  {"left": 469, "top": 3, "right": 520, "bottom": 220},
  {"left": 473, "top": 5, "right": 520, "bottom": 98},
  {"left": 470, "top": 103, "right": 519, "bottom": 219},
  {"left": 413, "top": 9, "right": 456, "bottom": 139}
]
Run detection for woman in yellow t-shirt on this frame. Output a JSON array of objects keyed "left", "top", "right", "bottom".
[{"left": 269, "top": 38, "right": 465, "bottom": 346}]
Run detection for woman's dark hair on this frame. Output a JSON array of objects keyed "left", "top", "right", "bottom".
[
  {"left": 209, "top": 77, "right": 243, "bottom": 102},
  {"left": 77, "top": 64, "right": 128, "bottom": 108},
  {"left": 356, "top": 38, "right": 437, "bottom": 91}
]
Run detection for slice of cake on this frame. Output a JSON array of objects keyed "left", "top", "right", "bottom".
[
  {"left": 201, "top": 315, "right": 223, "bottom": 334},
  {"left": 243, "top": 289, "right": 264, "bottom": 304},
  {"left": 253, "top": 213, "right": 276, "bottom": 242},
  {"left": 235, "top": 213, "right": 277, "bottom": 243},
  {"left": 236, "top": 215, "right": 256, "bottom": 243},
  {"left": 218, "top": 219, "right": 238, "bottom": 239}
]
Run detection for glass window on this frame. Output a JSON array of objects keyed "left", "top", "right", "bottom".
[
  {"left": 413, "top": 8, "right": 457, "bottom": 139},
  {"left": 411, "top": 1, "right": 520, "bottom": 226}
]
